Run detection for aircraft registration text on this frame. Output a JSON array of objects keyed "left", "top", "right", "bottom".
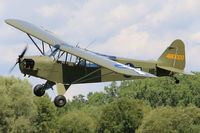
[{"left": 166, "top": 54, "right": 184, "bottom": 60}]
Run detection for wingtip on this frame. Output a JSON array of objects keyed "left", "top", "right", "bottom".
[
  {"left": 5, "top": 19, "right": 10, "bottom": 24},
  {"left": 5, "top": 19, "right": 15, "bottom": 25},
  {"left": 5, "top": 19, "right": 22, "bottom": 25}
]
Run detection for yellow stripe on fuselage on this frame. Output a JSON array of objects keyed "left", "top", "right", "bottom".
[{"left": 166, "top": 54, "right": 184, "bottom": 60}]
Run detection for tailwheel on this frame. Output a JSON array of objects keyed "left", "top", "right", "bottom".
[
  {"left": 54, "top": 95, "right": 66, "bottom": 107},
  {"left": 33, "top": 84, "right": 45, "bottom": 96},
  {"left": 174, "top": 77, "right": 180, "bottom": 84},
  {"left": 175, "top": 79, "right": 179, "bottom": 84}
]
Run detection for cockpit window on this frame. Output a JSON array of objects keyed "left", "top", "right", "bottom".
[{"left": 23, "top": 59, "right": 35, "bottom": 69}]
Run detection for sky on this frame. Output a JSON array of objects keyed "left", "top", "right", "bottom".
[{"left": 1, "top": 0, "right": 200, "bottom": 100}]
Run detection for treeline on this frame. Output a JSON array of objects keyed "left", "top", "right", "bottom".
[{"left": 1, "top": 73, "right": 200, "bottom": 132}]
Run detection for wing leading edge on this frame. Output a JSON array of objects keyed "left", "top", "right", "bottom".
[{"left": 5, "top": 19, "right": 156, "bottom": 78}]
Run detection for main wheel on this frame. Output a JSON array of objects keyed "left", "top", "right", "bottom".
[
  {"left": 33, "top": 84, "right": 45, "bottom": 97},
  {"left": 54, "top": 95, "right": 66, "bottom": 107}
]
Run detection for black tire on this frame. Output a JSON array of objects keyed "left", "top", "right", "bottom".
[
  {"left": 54, "top": 95, "right": 66, "bottom": 107},
  {"left": 33, "top": 84, "right": 45, "bottom": 97},
  {"left": 174, "top": 77, "right": 180, "bottom": 84},
  {"left": 175, "top": 79, "right": 180, "bottom": 84}
]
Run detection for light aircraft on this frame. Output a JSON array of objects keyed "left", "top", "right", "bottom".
[{"left": 5, "top": 19, "right": 194, "bottom": 107}]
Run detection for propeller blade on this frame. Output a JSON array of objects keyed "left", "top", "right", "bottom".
[
  {"left": 9, "top": 62, "right": 18, "bottom": 73},
  {"left": 9, "top": 45, "right": 28, "bottom": 74},
  {"left": 19, "top": 45, "right": 28, "bottom": 58}
]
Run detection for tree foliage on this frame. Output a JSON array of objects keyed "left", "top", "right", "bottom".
[
  {"left": 0, "top": 76, "right": 37, "bottom": 133},
  {"left": 1, "top": 73, "right": 200, "bottom": 132},
  {"left": 117, "top": 73, "right": 200, "bottom": 108},
  {"left": 57, "top": 110, "right": 95, "bottom": 133},
  {"left": 96, "top": 98, "right": 149, "bottom": 133},
  {"left": 34, "top": 96, "right": 57, "bottom": 133},
  {"left": 137, "top": 105, "right": 200, "bottom": 133}
]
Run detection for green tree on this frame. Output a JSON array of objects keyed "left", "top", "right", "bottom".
[
  {"left": 65, "top": 94, "right": 86, "bottom": 111},
  {"left": 34, "top": 95, "right": 57, "bottom": 133},
  {"left": 96, "top": 97, "right": 148, "bottom": 133},
  {"left": 57, "top": 110, "right": 95, "bottom": 133},
  {"left": 87, "top": 92, "right": 106, "bottom": 106},
  {"left": 117, "top": 73, "right": 200, "bottom": 108},
  {"left": 104, "top": 81, "right": 119, "bottom": 97},
  {"left": 137, "top": 105, "right": 200, "bottom": 133},
  {"left": 0, "top": 76, "right": 37, "bottom": 133}
]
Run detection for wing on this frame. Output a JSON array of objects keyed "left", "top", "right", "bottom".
[{"left": 5, "top": 19, "right": 156, "bottom": 78}]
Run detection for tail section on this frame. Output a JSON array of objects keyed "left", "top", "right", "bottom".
[{"left": 157, "top": 39, "right": 185, "bottom": 73}]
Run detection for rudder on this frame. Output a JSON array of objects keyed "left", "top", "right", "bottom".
[{"left": 157, "top": 39, "right": 185, "bottom": 70}]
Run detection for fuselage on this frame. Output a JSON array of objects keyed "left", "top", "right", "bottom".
[{"left": 19, "top": 55, "right": 171, "bottom": 84}]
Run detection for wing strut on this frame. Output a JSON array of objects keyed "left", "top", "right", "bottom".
[
  {"left": 55, "top": 51, "right": 65, "bottom": 61},
  {"left": 42, "top": 41, "right": 45, "bottom": 54},
  {"left": 27, "top": 34, "right": 44, "bottom": 55},
  {"left": 65, "top": 52, "right": 68, "bottom": 63}
]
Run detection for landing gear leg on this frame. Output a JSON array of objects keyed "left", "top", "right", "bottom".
[
  {"left": 53, "top": 84, "right": 71, "bottom": 107},
  {"left": 34, "top": 81, "right": 70, "bottom": 107},
  {"left": 33, "top": 81, "right": 55, "bottom": 97}
]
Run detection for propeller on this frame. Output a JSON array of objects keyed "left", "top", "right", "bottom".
[{"left": 9, "top": 45, "right": 28, "bottom": 73}]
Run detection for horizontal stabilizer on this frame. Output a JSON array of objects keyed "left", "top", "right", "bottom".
[{"left": 157, "top": 65, "right": 195, "bottom": 75}]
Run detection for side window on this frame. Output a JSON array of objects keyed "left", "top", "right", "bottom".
[{"left": 24, "top": 59, "right": 35, "bottom": 69}]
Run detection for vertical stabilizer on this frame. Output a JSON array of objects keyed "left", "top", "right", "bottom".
[{"left": 157, "top": 39, "right": 185, "bottom": 70}]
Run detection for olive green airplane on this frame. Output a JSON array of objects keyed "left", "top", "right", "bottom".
[{"left": 5, "top": 19, "right": 194, "bottom": 107}]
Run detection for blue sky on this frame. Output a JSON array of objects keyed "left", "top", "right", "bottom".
[{"left": 1, "top": 0, "right": 200, "bottom": 99}]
